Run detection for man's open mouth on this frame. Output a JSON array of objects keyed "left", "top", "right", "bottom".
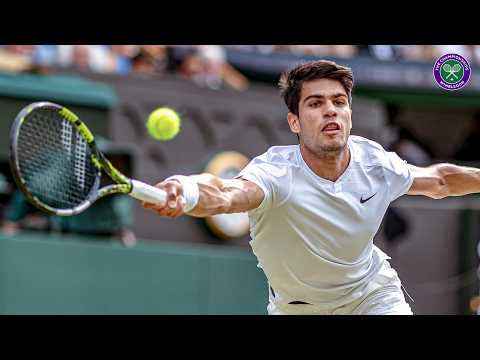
[{"left": 322, "top": 122, "right": 340, "bottom": 133}]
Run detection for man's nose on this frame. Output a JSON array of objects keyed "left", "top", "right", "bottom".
[{"left": 324, "top": 102, "right": 337, "bottom": 117}]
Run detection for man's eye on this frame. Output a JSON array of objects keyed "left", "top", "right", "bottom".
[
  {"left": 335, "top": 100, "right": 346, "bottom": 105},
  {"left": 310, "top": 102, "right": 320, "bottom": 107}
]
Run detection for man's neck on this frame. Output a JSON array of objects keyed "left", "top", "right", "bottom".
[{"left": 299, "top": 142, "right": 351, "bottom": 182}]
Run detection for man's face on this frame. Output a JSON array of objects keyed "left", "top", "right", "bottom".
[{"left": 287, "top": 78, "right": 352, "bottom": 155}]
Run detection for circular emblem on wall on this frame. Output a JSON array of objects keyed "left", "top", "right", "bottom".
[
  {"left": 433, "top": 53, "right": 471, "bottom": 91},
  {"left": 204, "top": 151, "right": 250, "bottom": 240}
]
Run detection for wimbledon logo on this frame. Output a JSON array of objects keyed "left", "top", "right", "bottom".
[{"left": 433, "top": 53, "right": 471, "bottom": 91}]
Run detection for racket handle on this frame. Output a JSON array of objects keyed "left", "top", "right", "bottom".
[{"left": 129, "top": 180, "right": 167, "bottom": 205}]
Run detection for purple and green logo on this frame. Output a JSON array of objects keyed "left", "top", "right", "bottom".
[{"left": 433, "top": 53, "right": 471, "bottom": 91}]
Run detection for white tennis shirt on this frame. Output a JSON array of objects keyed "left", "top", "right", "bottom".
[{"left": 237, "top": 135, "right": 414, "bottom": 309}]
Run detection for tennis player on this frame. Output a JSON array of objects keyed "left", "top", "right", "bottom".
[{"left": 143, "top": 60, "right": 480, "bottom": 315}]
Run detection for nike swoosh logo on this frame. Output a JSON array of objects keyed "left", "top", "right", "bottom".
[{"left": 360, "top": 193, "right": 377, "bottom": 204}]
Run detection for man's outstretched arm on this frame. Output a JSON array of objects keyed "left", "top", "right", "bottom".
[
  {"left": 142, "top": 173, "right": 264, "bottom": 218},
  {"left": 407, "top": 163, "right": 480, "bottom": 199}
]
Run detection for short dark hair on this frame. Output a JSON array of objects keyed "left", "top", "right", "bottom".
[{"left": 279, "top": 60, "right": 354, "bottom": 115}]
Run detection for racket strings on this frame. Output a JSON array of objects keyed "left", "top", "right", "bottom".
[{"left": 16, "top": 108, "right": 98, "bottom": 209}]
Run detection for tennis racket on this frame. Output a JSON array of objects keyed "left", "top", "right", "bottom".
[{"left": 9, "top": 101, "right": 167, "bottom": 216}]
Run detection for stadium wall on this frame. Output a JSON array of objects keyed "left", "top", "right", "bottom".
[{"left": 0, "top": 232, "right": 267, "bottom": 314}]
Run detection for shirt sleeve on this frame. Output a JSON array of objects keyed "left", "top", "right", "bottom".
[
  {"left": 383, "top": 151, "right": 414, "bottom": 202},
  {"left": 235, "top": 153, "right": 291, "bottom": 214}
]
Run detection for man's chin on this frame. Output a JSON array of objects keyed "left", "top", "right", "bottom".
[
  {"left": 320, "top": 145, "right": 344, "bottom": 153},
  {"left": 319, "top": 138, "right": 347, "bottom": 153},
  {"left": 301, "top": 135, "right": 348, "bottom": 155}
]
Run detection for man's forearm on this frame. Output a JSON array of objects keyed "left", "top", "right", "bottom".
[
  {"left": 187, "top": 173, "right": 232, "bottom": 217},
  {"left": 187, "top": 173, "right": 262, "bottom": 217},
  {"left": 144, "top": 173, "right": 263, "bottom": 219},
  {"left": 436, "top": 163, "right": 480, "bottom": 197}
]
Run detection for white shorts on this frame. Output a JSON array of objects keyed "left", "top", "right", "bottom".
[{"left": 267, "top": 261, "right": 413, "bottom": 315}]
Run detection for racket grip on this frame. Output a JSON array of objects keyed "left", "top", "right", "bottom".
[{"left": 129, "top": 180, "right": 167, "bottom": 205}]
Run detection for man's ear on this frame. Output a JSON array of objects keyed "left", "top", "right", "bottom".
[{"left": 287, "top": 112, "right": 300, "bottom": 134}]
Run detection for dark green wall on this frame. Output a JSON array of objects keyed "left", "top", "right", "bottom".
[{"left": 0, "top": 232, "right": 268, "bottom": 314}]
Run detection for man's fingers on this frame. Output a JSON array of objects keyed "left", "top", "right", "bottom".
[
  {"left": 142, "top": 179, "right": 185, "bottom": 218},
  {"left": 163, "top": 196, "right": 185, "bottom": 217},
  {"left": 142, "top": 201, "right": 164, "bottom": 210},
  {"left": 152, "top": 205, "right": 184, "bottom": 218},
  {"left": 142, "top": 195, "right": 185, "bottom": 218},
  {"left": 142, "top": 201, "right": 169, "bottom": 212},
  {"left": 170, "top": 197, "right": 186, "bottom": 217},
  {"left": 167, "top": 193, "right": 178, "bottom": 209}
]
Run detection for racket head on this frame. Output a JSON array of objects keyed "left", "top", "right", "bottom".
[
  {"left": 9, "top": 102, "right": 103, "bottom": 216},
  {"left": 442, "top": 63, "right": 452, "bottom": 72},
  {"left": 452, "top": 63, "right": 461, "bottom": 72}
]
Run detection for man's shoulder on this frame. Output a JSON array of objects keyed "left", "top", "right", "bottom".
[
  {"left": 349, "top": 135, "right": 385, "bottom": 152},
  {"left": 238, "top": 145, "right": 298, "bottom": 196},
  {"left": 256, "top": 145, "right": 300, "bottom": 167},
  {"left": 349, "top": 135, "right": 389, "bottom": 167},
  {"left": 350, "top": 135, "right": 408, "bottom": 174}
]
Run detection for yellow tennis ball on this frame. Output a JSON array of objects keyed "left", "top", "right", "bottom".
[{"left": 146, "top": 107, "right": 181, "bottom": 141}]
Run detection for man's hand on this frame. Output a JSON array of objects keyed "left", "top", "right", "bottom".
[{"left": 142, "top": 180, "right": 186, "bottom": 218}]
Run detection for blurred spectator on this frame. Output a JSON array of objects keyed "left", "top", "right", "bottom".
[
  {"left": 178, "top": 45, "right": 249, "bottom": 91},
  {"left": 330, "top": 45, "right": 357, "bottom": 58},
  {"left": 368, "top": 45, "right": 399, "bottom": 61},
  {"left": 198, "top": 45, "right": 228, "bottom": 89},
  {"left": 56, "top": 45, "right": 117, "bottom": 73},
  {"left": 0, "top": 190, "right": 48, "bottom": 235},
  {"left": 358, "top": 45, "right": 423, "bottom": 61},
  {"left": 255, "top": 45, "right": 278, "bottom": 55},
  {"left": 130, "top": 45, "right": 168, "bottom": 75},
  {"left": 0, "top": 45, "right": 58, "bottom": 73},
  {"left": 3, "top": 45, "right": 58, "bottom": 67},
  {"left": 289, "top": 45, "right": 356, "bottom": 58},
  {"left": 224, "top": 45, "right": 256, "bottom": 52},
  {"left": 110, "top": 45, "right": 140, "bottom": 75},
  {"left": 432, "top": 45, "right": 473, "bottom": 62},
  {"left": 1, "top": 44, "right": 478, "bottom": 79},
  {"left": 272, "top": 45, "right": 295, "bottom": 54},
  {"left": 0, "top": 45, "right": 36, "bottom": 73},
  {"left": 3, "top": 45, "right": 36, "bottom": 57},
  {"left": 32, "top": 45, "right": 58, "bottom": 67},
  {"left": 2, "top": 193, "right": 137, "bottom": 247},
  {"left": 288, "top": 45, "right": 332, "bottom": 57},
  {"left": 395, "top": 45, "right": 436, "bottom": 62},
  {"left": 358, "top": 45, "right": 441, "bottom": 62},
  {"left": 226, "top": 45, "right": 357, "bottom": 59},
  {"left": 0, "top": 189, "right": 136, "bottom": 246},
  {"left": 471, "top": 46, "right": 480, "bottom": 66}
]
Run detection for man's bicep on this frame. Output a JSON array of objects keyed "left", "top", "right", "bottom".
[
  {"left": 224, "top": 178, "right": 265, "bottom": 213},
  {"left": 406, "top": 165, "right": 443, "bottom": 197}
]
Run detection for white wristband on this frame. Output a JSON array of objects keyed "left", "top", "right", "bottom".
[{"left": 165, "top": 175, "right": 200, "bottom": 213}]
